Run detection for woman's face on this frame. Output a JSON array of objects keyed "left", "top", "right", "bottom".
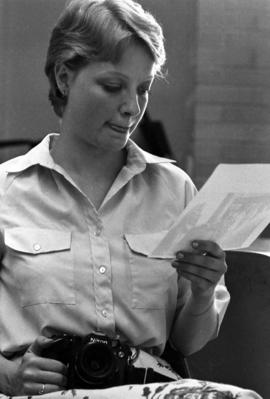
[{"left": 61, "top": 42, "right": 156, "bottom": 152}]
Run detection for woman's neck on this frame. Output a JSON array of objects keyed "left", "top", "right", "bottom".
[
  {"left": 51, "top": 132, "right": 126, "bottom": 178},
  {"left": 50, "top": 133, "right": 126, "bottom": 208}
]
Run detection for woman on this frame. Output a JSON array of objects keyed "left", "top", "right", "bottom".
[{"left": 0, "top": 0, "right": 230, "bottom": 395}]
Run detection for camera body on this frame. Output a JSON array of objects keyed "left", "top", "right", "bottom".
[{"left": 41, "top": 332, "right": 134, "bottom": 389}]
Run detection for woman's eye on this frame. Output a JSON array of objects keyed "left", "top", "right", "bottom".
[{"left": 102, "top": 84, "right": 122, "bottom": 93}]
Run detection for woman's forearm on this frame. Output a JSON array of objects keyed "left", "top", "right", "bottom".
[{"left": 170, "top": 292, "right": 219, "bottom": 357}]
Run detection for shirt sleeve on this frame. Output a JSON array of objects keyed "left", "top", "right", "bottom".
[
  {"left": 175, "top": 171, "right": 230, "bottom": 337},
  {"left": 212, "top": 276, "right": 231, "bottom": 337},
  {"left": 175, "top": 275, "right": 230, "bottom": 340}
]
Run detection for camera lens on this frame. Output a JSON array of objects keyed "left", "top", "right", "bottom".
[{"left": 76, "top": 342, "right": 116, "bottom": 383}]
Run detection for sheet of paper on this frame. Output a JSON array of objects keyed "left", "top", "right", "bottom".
[{"left": 150, "top": 164, "right": 270, "bottom": 258}]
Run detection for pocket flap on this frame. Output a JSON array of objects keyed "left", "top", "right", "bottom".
[
  {"left": 124, "top": 231, "right": 171, "bottom": 258},
  {"left": 4, "top": 227, "right": 71, "bottom": 254}
]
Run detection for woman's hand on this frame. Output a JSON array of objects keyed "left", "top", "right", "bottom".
[
  {"left": 172, "top": 240, "right": 227, "bottom": 299},
  {"left": 12, "top": 335, "right": 68, "bottom": 396}
]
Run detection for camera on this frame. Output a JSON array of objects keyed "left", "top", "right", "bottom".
[{"left": 41, "top": 332, "right": 136, "bottom": 389}]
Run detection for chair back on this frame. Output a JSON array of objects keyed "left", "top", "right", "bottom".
[
  {"left": 188, "top": 250, "right": 270, "bottom": 399},
  {"left": 162, "top": 342, "right": 191, "bottom": 378}
]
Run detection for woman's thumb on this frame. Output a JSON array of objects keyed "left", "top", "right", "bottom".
[{"left": 27, "top": 335, "right": 54, "bottom": 356}]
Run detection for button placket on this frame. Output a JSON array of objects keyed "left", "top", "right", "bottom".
[
  {"left": 90, "top": 235, "right": 115, "bottom": 332},
  {"left": 99, "top": 266, "right": 106, "bottom": 274}
]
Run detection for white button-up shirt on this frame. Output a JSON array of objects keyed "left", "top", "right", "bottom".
[{"left": 0, "top": 134, "right": 229, "bottom": 358}]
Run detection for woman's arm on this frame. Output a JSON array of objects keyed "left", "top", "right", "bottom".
[
  {"left": 170, "top": 240, "right": 229, "bottom": 356},
  {"left": 171, "top": 287, "right": 221, "bottom": 356}
]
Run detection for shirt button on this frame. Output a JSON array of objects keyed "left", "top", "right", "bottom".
[
  {"left": 102, "top": 310, "right": 108, "bottom": 318},
  {"left": 33, "top": 243, "right": 41, "bottom": 251},
  {"left": 99, "top": 266, "right": 106, "bottom": 274}
]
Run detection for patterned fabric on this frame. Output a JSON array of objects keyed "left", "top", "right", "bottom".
[{"left": 0, "top": 379, "right": 262, "bottom": 399}]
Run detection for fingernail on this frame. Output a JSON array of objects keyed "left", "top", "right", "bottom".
[{"left": 176, "top": 252, "right": 184, "bottom": 259}]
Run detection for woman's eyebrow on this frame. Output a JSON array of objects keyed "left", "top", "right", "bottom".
[{"left": 97, "top": 71, "right": 155, "bottom": 82}]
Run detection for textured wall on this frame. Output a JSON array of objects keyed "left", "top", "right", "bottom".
[
  {"left": 139, "top": 0, "right": 198, "bottom": 168},
  {"left": 0, "top": 0, "right": 64, "bottom": 142},
  {"left": 194, "top": 0, "right": 270, "bottom": 187}
]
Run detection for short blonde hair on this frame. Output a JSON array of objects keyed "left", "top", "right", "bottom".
[{"left": 45, "top": 0, "right": 166, "bottom": 117}]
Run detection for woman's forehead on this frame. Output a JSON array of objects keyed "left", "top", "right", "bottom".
[{"left": 96, "top": 43, "right": 157, "bottom": 80}]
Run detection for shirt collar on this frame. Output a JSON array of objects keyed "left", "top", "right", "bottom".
[
  {"left": 125, "top": 139, "right": 175, "bottom": 168},
  {"left": 4, "top": 133, "right": 175, "bottom": 175},
  {"left": 4, "top": 133, "right": 58, "bottom": 173}
]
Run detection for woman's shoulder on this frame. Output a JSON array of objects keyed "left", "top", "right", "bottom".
[
  {"left": 150, "top": 158, "right": 193, "bottom": 182},
  {"left": 0, "top": 152, "right": 34, "bottom": 197},
  {"left": 129, "top": 142, "right": 197, "bottom": 203},
  {"left": 142, "top": 150, "right": 195, "bottom": 189},
  {"left": 148, "top": 160, "right": 197, "bottom": 203},
  {"left": 128, "top": 140, "right": 195, "bottom": 187}
]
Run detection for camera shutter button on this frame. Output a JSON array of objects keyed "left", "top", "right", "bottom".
[{"left": 117, "top": 351, "right": 125, "bottom": 359}]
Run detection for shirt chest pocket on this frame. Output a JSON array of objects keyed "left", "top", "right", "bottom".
[
  {"left": 124, "top": 232, "right": 176, "bottom": 309},
  {"left": 4, "top": 227, "right": 75, "bottom": 307}
]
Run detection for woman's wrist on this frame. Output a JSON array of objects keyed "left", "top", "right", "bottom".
[
  {"left": 187, "top": 288, "right": 216, "bottom": 316},
  {"left": 0, "top": 355, "right": 21, "bottom": 395}
]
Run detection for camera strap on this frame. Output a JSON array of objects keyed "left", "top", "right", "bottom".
[
  {"left": 127, "top": 365, "right": 178, "bottom": 384},
  {"left": 128, "top": 350, "right": 181, "bottom": 384}
]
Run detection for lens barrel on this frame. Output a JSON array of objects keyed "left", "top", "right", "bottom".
[{"left": 76, "top": 342, "right": 117, "bottom": 383}]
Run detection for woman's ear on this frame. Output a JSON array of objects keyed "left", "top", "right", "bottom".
[{"left": 54, "top": 63, "right": 75, "bottom": 97}]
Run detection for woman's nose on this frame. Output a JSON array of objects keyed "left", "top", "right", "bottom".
[{"left": 119, "top": 92, "right": 141, "bottom": 117}]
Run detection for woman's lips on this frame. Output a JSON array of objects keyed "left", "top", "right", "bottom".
[{"left": 108, "top": 123, "right": 131, "bottom": 133}]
